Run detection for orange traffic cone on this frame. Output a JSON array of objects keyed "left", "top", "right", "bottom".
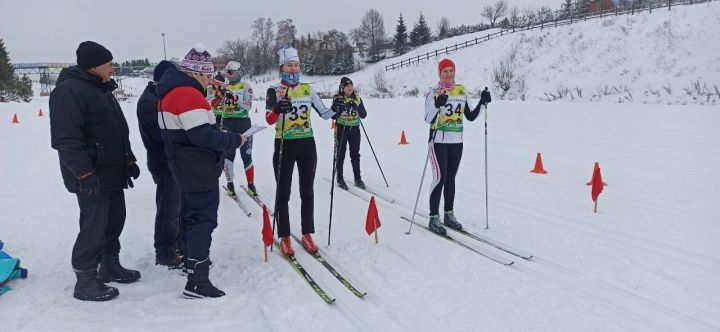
[
  {"left": 11, "top": 114, "right": 19, "bottom": 124},
  {"left": 331, "top": 119, "right": 336, "bottom": 129},
  {"left": 530, "top": 153, "right": 547, "bottom": 174},
  {"left": 38, "top": 109, "right": 44, "bottom": 117},
  {"left": 586, "top": 162, "right": 607, "bottom": 186},
  {"left": 398, "top": 131, "right": 409, "bottom": 145}
]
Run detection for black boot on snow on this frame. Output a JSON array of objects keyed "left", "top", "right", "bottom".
[
  {"left": 428, "top": 214, "right": 447, "bottom": 235},
  {"left": 226, "top": 181, "right": 236, "bottom": 196},
  {"left": 73, "top": 268, "right": 119, "bottom": 301},
  {"left": 98, "top": 255, "right": 141, "bottom": 283},
  {"left": 336, "top": 177, "right": 348, "bottom": 190},
  {"left": 354, "top": 178, "right": 366, "bottom": 190},
  {"left": 443, "top": 210, "right": 463, "bottom": 231},
  {"left": 246, "top": 183, "right": 258, "bottom": 197},
  {"left": 183, "top": 258, "right": 225, "bottom": 299}
]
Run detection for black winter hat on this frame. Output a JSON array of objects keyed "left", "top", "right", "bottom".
[
  {"left": 153, "top": 60, "right": 176, "bottom": 82},
  {"left": 338, "top": 76, "right": 353, "bottom": 93},
  {"left": 76, "top": 41, "right": 113, "bottom": 69}
]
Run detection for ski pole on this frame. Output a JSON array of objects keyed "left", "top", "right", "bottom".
[
  {"left": 271, "top": 91, "right": 289, "bottom": 251},
  {"left": 406, "top": 104, "right": 443, "bottom": 235},
  {"left": 327, "top": 117, "right": 348, "bottom": 246},
  {"left": 483, "top": 88, "right": 490, "bottom": 230},
  {"left": 359, "top": 119, "right": 390, "bottom": 187}
]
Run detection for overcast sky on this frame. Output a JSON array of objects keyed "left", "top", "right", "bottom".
[{"left": 2, "top": 0, "right": 560, "bottom": 63}]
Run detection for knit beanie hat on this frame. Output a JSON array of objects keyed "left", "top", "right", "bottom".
[
  {"left": 277, "top": 46, "right": 300, "bottom": 67},
  {"left": 76, "top": 41, "right": 113, "bottom": 69},
  {"left": 438, "top": 58, "right": 455, "bottom": 74},
  {"left": 153, "top": 60, "right": 176, "bottom": 82},
  {"left": 180, "top": 44, "right": 214, "bottom": 74}
]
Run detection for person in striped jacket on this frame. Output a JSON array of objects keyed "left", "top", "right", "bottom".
[{"left": 157, "top": 44, "right": 247, "bottom": 299}]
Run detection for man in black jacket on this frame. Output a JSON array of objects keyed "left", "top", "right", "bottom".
[
  {"left": 136, "top": 60, "right": 183, "bottom": 268},
  {"left": 50, "top": 41, "right": 141, "bottom": 301}
]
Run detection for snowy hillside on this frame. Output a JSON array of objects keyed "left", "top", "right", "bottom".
[
  {"left": 2, "top": 69, "right": 719, "bottom": 330},
  {"left": 293, "top": 2, "right": 720, "bottom": 105}
]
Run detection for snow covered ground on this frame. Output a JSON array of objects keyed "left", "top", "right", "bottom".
[{"left": 1, "top": 73, "right": 719, "bottom": 331}]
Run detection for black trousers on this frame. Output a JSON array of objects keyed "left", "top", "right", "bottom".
[
  {"left": 429, "top": 143, "right": 463, "bottom": 215},
  {"left": 272, "top": 138, "right": 316, "bottom": 238},
  {"left": 179, "top": 187, "right": 219, "bottom": 261},
  {"left": 153, "top": 171, "right": 182, "bottom": 261},
  {"left": 72, "top": 190, "right": 126, "bottom": 271},
  {"left": 335, "top": 124, "right": 361, "bottom": 181}
]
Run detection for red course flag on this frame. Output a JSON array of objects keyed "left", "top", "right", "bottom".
[
  {"left": 591, "top": 166, "right": 604, "bottom": 202},
  {"left": 365, "top": 196, "right": 381, "bottom": 236},
  {"left": 262, "top": 205, "right": 274, "bottom": 247}
]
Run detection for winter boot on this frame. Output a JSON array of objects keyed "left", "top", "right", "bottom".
[
  {"left": 226, "top": 181, "right": 236, "bottom": 196},
  {"left": 97, "top": 255, "right": 141, "bottom": 283},
  {"left": 246, "top": 182, "right": 258, "bottom": 197},
  {"left": 183, "top": 258, "right": 225, "bottom": 299},
  {"left": 443, "top": 210, "right": 463, "bottom": 231},
  {"left": 428, "top": 214, "right": 447, "bottom": 236},
  {"left": 73, "top": 268, "right": 119, "bottom": 301},
  {"left": 280, "top": 236, "right": 295, "bottom": 257},
  {"left": 354, "top": 178, "right": 366, "bottom": 190},
  {"left": 156, "top": 253, "right": 184, "bottom": 270},
  {"left": 336, "top": 176, "right": 348, "bottom": 190},
  {"left": 301, "top": 234, "right": 319, "bottom": 254}
]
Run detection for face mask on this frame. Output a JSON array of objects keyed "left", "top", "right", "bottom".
[{"left": 281, "top": 72, "right": 300, "bottom": 85}]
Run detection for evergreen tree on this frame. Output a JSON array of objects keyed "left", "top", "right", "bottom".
[
  {"left": 410, "top": 13, "right": 432, "bottom": 47},
  {"left": 393, "top": 13, "right": 409, "bottom": 55},
  {"left": 0, "top": 39, "right": 32, "bottom": 102}
]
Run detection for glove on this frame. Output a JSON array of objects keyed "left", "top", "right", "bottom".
[
  {"left": 128, "top": 163, "right": 140, "bottom": 179},
  {"left": 434, "top": 92, "right": 448, "bottom": 108},
  {"left": 480, "top": 87, "right": 491, "bottom": 106},
  {"left": 331, "top": 96, "right": 345, "bottom": 113},
  {"left": 276, "top": 100, "right": 293, "bottom": 114},
  {"left": 78, "top": 173, "right": 100, "bottom": 196}
]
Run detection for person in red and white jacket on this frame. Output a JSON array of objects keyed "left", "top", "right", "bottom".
[
  {"left": 157, "top": 44, "right": 246, "bottom": 299},
  {"left": 265, "top": 46, "right": 335, "bottom": 257},
  {"left": 423, "top": 58, "right": 491, "bottom": 235}
]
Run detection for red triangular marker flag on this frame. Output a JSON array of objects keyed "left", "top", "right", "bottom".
[
  {"left": 262, "top": 205, "right": 274, "bottom": 247},
  {"left": 591, "top": 167, "right": 604, "bottom": 202},
  {"left": 365, "top": 196, "right": 381, "bottom": 235}
]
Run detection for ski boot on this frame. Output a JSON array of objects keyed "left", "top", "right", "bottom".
[
  {"left": 183, "top": 258, "right": 225, "bottom": 299},
  {"left": 226, "top": 181, "right": 236, "bottom": 196},
  {"left": 336, "top": 176, "right": 348, "bottom": 190},
  {"left": 280, "top": 236, "right": 294, "bottom": 257},
  {"left": 354, "top": 178, "right": 366, "bottom": 190},
  {"left": 443, "top": 210, "right": 463, "bottom": 231},
  {"left": 246, "top": 182, "right": 258, "bottom": 197},
  {"left": 428, "top": 214, "right": 447, "bottom": 236},
  {"left": 301, "top": 234, "right": 319, "bottom": 254}
]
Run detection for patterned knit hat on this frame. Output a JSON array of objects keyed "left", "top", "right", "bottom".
[
  {"left": 277, "top": 46, "right": 300, "bottom": 66},
  {"left": 180, "top": 44, "right": 214, "bottom": 74}
]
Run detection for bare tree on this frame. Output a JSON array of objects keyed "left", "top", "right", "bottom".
[
  {"left": 437, "top": 17, "right": 450, "bottom": 39},
  {"left": 481, "top": 0, "right": 508, "bottom": 28},
  {"left": 275, "top": 19, "right": 297, "bottom": 49},
  {"left": 251, "top": 17, "right": 275, "bottom": 71},
  {"left": 356, "top": 9, "right": 386, "bottom": 62},
  {"left": 509, "top": 7, "right": 521, "bottom": 28}
]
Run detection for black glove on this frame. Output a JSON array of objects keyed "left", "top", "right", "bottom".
[
  {"left": 434, "top": 92, "right": 448, "bottom": 108},
  {"left": 480, "top": 87, "right": 491, "bottom": 106},
  {"left": 331, "top": 96, "right": 345, "bottom": 113},
  {"left": 78, "top": 174, "right": 100, "bottom": 196},
  {"left": 128, "top": 163, "right": 140, "bottom": 179},
  {"left": 276, "top": 100, "right": 293, "bottom": 114}
]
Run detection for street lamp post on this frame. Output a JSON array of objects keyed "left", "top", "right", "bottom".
[{"left": 162, "top": 33, "right": 167, "bottom": 60}]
